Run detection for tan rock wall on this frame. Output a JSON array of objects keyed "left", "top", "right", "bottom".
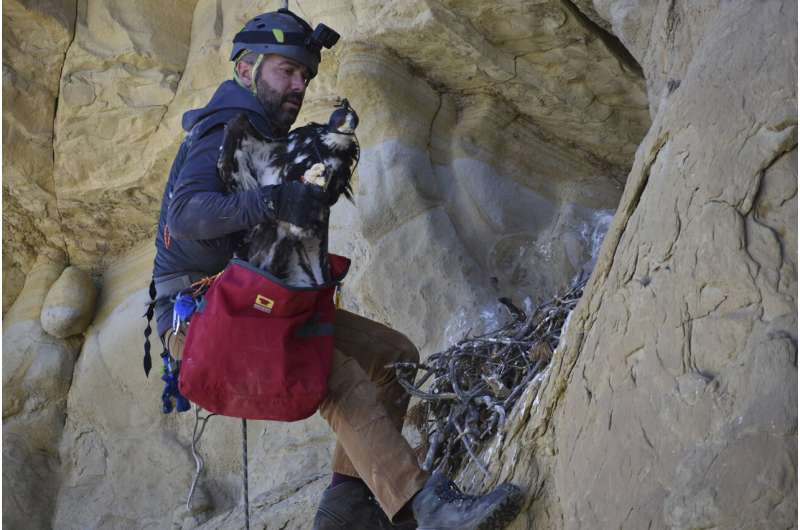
[
  {"left": 11, "top": 0, "right": 648, "bottom": 275},
  {"left": 3, "top": 0, "right": 76, "bottom": 312},
  {"left": 6, "top": 0, "right": 794, "bottom": 528},
  {"left": 53, "top": 0, "right": 197, "bottom": 270},
  {"left": 468, "top": 2, "right": 797, "bottom": 529},
  {"left": 41, "top": 2, "right": 644, "bottom": 527},
  {"left": 47, "top": 2, "right": 638, "bottom": 523},
  {"left": 2, "top": 251, "right": 82, "bottom": 530}
]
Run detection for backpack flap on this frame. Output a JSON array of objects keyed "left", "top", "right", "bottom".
[{"left": 179, "top": 259, "right": 343, "bottom": 420}]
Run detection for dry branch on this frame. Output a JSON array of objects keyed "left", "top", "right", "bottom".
[{"left": 393, "top": 275, "right": 587, "bottom": 476}]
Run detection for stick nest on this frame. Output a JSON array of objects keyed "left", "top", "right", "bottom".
[{"left": 393, "top": 275, "right": 587, "bottom": 476}]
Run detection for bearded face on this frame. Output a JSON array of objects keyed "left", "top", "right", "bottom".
[
  {"left": 249, "top": 55, "right": 310, "bottom": 136},
  {"left": 255, "top": 79, "right": 303, "bottom": 133}
]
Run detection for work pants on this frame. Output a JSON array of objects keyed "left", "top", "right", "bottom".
[{"left": 164, "top": 309, "right": 429, "bottom": 520}]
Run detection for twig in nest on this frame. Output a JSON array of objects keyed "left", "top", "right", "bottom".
[{"left": 392, "top": 275, "right": 587, "bottom": 476}]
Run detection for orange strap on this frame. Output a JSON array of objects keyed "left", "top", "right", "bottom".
[{"left": 191, "top": 272, "right": 222, "bottom": 297}]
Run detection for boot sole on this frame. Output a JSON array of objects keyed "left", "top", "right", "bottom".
[
  {"left": 475, "top": 486, "right": 524, "bottom": 530},
  {"left": 417, "top": 485, "right": 524, "bottom": 530}
]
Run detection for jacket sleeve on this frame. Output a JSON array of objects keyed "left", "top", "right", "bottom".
[{"left": 166, "top": 126, "right": 277, "bottom": 240}]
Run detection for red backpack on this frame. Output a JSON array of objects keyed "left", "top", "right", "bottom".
[{"left": 178, "top": 255, "right": 350, "bottom": 421}]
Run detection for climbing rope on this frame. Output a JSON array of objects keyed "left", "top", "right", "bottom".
[
  {"left": 187, "top": 405, "right": 216, "bottom": 512},
  {"left": 242, "top": 418, "right": 250, "bottom": 530},
  {"left": 184, "top": 400, "right": 251, "bottom": 530},
  {"left": 180, "top": 272, "right": 250, "bottom": 528}
]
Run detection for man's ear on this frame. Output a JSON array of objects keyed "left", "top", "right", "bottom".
[{"left": 236, "top": 61, "right": 253, "bottom": 88}]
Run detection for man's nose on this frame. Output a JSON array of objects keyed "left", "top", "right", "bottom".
[{"left": 290, "top": 72, "right": 307, "bottom": 93}]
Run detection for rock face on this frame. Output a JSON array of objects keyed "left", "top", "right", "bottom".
[
  {"left": 464, "top": 2, "right": 797, "bottom": 530},
  {"left": 3, "top": 252, "right": 81, "bottom": 530},
  {"left": 53, "top": 0, "right": 197, "bottom": 271},
  {"left": 3, "top": 0, "right": 77, "bottom": 313},
  {"left": 544, "top": 2, "right": 797, "bottom": 525},
  {"left": 2, "top": 0, "right": 795, "bottom": 529}
]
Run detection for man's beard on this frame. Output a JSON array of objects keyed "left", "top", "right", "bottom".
[{"left": 255, "top": 81, "right": 302, "bottom": 135}]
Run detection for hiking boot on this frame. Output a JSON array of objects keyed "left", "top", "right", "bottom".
[
  {"left": 312, "top": 480, "right": 415, "bottom": 530},
  {"left": 411, "top": 473, "right": 523, "bottom": 530}
]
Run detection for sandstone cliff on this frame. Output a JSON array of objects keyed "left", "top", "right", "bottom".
[{"left": 2, "top": 1, "right": 795, "bottom": 529}]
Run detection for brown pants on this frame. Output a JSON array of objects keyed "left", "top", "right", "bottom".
[{"left": 165, "top": 309, "right": 429, "bottom": 520}]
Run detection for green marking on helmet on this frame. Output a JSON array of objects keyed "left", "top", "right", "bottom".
[{"left": 272, "top": 28, "right": 285, "bottom": 43}]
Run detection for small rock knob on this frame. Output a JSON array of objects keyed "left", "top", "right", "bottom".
[{"left": 40, "top": 266, "right": 98, "bottom": 338}]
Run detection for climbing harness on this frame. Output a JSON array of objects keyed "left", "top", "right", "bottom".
[
  {"left": 144, "top": 273, "right": 219, "bottom": 413},
  {"left": 143, "top": 272, "right": 208, "bottom": 378}
]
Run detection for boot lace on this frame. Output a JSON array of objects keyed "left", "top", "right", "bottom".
[{"left": 435, "top": 478, "right": 475, "bottom": 506}]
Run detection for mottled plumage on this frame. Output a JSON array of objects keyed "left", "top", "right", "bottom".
[{"left": 217, "top": 99, "right": 359, "bottom": 286}]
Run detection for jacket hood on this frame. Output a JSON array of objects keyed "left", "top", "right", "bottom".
[{"left": 181, "top": 80, "right": 278, "bottom": 139}]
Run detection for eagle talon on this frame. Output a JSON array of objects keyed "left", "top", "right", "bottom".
[{"left": 301, "top": 162, "right": 327, "bottom": 188}]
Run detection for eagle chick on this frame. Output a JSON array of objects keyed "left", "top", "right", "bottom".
[{"left": 217, "top": 99, "right": 359, "bottom": 287}]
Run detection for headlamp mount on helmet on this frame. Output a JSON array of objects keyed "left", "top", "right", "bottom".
[
  {"left": 306, "top": 22, "right": 340, "bottom": 52},
  {"left": 230, "top": 8, "right": 340, "bottom": 79},
  {"left": 273, "top": 8, "right": 339, "bottom": 52}
]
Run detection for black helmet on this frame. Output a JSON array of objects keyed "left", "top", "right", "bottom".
[{"left": 230, "top": 8, "right": 340, "bottom": 79}]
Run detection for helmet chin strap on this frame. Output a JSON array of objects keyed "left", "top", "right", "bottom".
[
  {"left": 233, "top": 53, "right": 265, "bottom": 96},
  {"left": 250, "top": 54, "right": 265, "bottom": 96}
]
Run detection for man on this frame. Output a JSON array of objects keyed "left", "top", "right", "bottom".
[{"left": 152, "top": 8, "right": 522, "bottom": 529}]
